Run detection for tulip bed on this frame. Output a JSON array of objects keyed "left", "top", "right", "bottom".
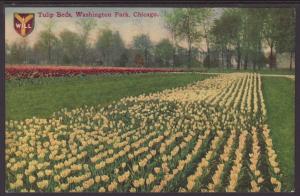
[
  {"left": 6, "top": 73, "right": 283, "bottom": 192},
  {"left": 5, "top": 65, "right": 182, "bottom": 80}
]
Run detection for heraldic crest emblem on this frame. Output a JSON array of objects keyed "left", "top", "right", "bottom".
[{"left": 14, "top": 13, "right": 35, "bottom": 37}]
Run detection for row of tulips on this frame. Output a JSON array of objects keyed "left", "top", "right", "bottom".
[
  {"left": 5, "top": 65, "right": 183, "bottom": 80},
  {"left": 6, "top": 73, "right": 283, "bottom": 192}
]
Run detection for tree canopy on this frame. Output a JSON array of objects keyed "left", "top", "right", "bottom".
[{"left": 6, "top": 8, "right": 295, "bottom": 70}]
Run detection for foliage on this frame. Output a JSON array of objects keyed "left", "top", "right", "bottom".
[
  {"left": 95, "top": 29, "right": 126, "bottom": 66},
  {"left": 132, "top": 34, "right": 152, "bottom": 67},
  {"left": 59, "top": 30, "right": 81, "bottom": 64},
  {"left": 154, "top": 39, "right": 174, "bottom": 67},
  {"left": 5, "top": 8, "right": 295, "bottom": 70}
]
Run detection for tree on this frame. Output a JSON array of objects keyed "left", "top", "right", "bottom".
[
  {"left": 111, "top": 31, "right": 127, "bottom": 66},
  {"left": 119, "top": 51, "right": 129, "bottom": 67},
  {"left": 96, "top": 29, "right": 113, "bottom": 65},
  {"left": 210, "top": 18, "right": 228, "bottom": 68},
  {"left": 163, "top": 9, "right": 181, "bottom": 67},
  {"left": 34, "top": 29, "right": 60, "bottom": 64},
  {"left": 95, "top": 29, "right": 126, "bottom": 66},
  {"left": 132, "top": 34, "right": 152, "bottom": 67},
  {"left": 240, "top": 9, "right": 266, "bottom": 70},
  {"left": 32, "top": 20, "right": 62, "bottom": 64},
  {"left": 169, "top": 8, "right": 204, "bottom": 68},
  {"left": 7, "top": 42, "right": 22, "bottom": 64},
  {"left": 44, "top": 20, "right": 57, "bottom": 64},
  {"left": 7, "top": 39, "right": 33, "bottom": 64},
  {"left": 211, "top": 8, "right": 267, "bottom": 70},
  {"left": 210, "top": 10, "right": 238, "bottom": 68},
  {"left": 59, "top": 30, "right": 81, "bottom": 64},
  {"left": 154, "top": 39, "right": 174, "bottom": 67},
  {"left": 274, "top": 8, "right": 295, "bottom": 70},
  {"left": 76, "top": 19, "right": 97, "bottom": 65},
  {"left": 199, "top": 8, "right": 213, "bottom": 68},
  {"left": 261, "top": 8, "right": 282, "bottom": 69},
  {"left": 227, "top": 9, "right": 243, "bottom": 69}
]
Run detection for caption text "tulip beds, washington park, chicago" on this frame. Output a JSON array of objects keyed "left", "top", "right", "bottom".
[{"left": 6, "top": 73, "right": 283, "bottom": 192}]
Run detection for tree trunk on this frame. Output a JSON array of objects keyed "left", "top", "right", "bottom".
[
  {"left": 206, "top": 38, "right": 210, "bottom": 68},
  {"left": 144, "top": 48, "right": 147, "bottom": 67},
  {"left": 253, "top": 50, "right": 257, "bottom": 70},
  {"left": 172, "top": 34, "right": 177, "bottom": 69},
  {"left": 290, "top": 51, "right": 293, "bottom": 71},
  {"left": 226, "top": 49, "right": 231, "bottom": 69},
  {"left": 206, "top": 53, "right": 210, "bottom": 68},
  {"left": 48, "top": 36, "right": 51, "bottom": 64},
  {"left": 172, "top": 48, "right": 176, "bottom": 69},
  {"left": 269, "top": 42, "right": 274, "bottom": 70},
  {"left": 257, "top": 51, "right": 260, "bottom": 70},
  {"left": 256, "top": 43, "right": 261, "bottom": 70},
  {"left": 188, "top": 41, "right": 192, "bottom": 69},
  {"left": 237, "top": 46, "right": 241, "bottom": 70},
  {"left": 221, "top": 48, "right": 224, "bottom": 68},
  {"left": 244, "top": 54, "right": 248, "bottom": 70},
  {"left": 187, "top": 13, "right": 192, "bottom": 69}
]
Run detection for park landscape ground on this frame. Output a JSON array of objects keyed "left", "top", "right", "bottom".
[{"left": 5, "top": 67, "right": 295, "bottom": 192}]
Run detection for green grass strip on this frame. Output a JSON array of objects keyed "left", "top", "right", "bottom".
[
  {"left": 262, "top": 77, "right": 295, "bottom": 191},
  {"left": 6, "top": 73, "right": 211, "bottom": 120}
]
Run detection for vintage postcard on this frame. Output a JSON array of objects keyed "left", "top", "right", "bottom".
[{"left": 4, "top": 6, "right": 295, "bottom": 192}]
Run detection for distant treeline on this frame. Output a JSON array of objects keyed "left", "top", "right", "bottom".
[{"left": 5, "top": 8, "right": 295, "bottom": 70}]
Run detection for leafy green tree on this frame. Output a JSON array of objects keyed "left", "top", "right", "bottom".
[
  {"left": 132, "top": 34, "right": 152, "bottom": 67},
  {"left": 111, "top": 31, "right": 127, "bottom": 66},
  {"left": 33, "top": 30, "right": 60, "bottom": 64},
  {"left": 169, "top": 8, "right": 207, "bottom": 68},
  {"left": 274, "top": 8, "right": 295, "bottom": 70},
  {"left": 241, "top": 9, "right": 265, "bottom": 70},
  {"left": 154, "top": 39, "right": 174, "bottom": 67},
  {"left": 32, "top": 20, "right": 62, "bottom": 64},
  {"left": 119, "top": 51, "right": 129, "bottom": 67},
  {"left": 250, "top": 8, "right": 296, "bottom": 70},
  {"left": 199, "top": 8, "right": 213, "bottom": 68},
  {"left": 227, "top": 9, "right": 243, "bottom": 69},
  {"left": 210, "top": 18, "right": 228, "bottom": 68},
  {"left": 96, "top": 29, "right": 113, "bottom": 65},
  {"left": 7, "top": 39, "right": 33, "bottom": 64},
  {"left": 210, "top": 10, "right": 238, "bottom": 68},
  {"left": 163, "top": 9, "right": 181, "bottom": 67},
  {"left": 59, "top": 30, "right": 81, "bottom": 64},
  {"left": 260, "top": 8, "right": 279, "bottom": 69},
  {"left": 211, "top": 8, "right": 268, "bottom": 70},
  {"left": 95, "top": 29, "right": 126, "bottom": 66},
  {"left": 76, "top": 19, "right": 97, "bottom": 65},
  {"left": 7, "top": 42, "right": 22, "bottom": 64}
]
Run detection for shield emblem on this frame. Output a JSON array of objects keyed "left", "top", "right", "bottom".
[{"left": 14, "top": 13, "right": 35, "bottom": 37}]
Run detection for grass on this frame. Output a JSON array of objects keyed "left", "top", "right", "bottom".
[
  {"left": 6, "top": 73, "right": 211, "bottom": 120},
  {"left": 262, "top": 77, "right": 295, "bottom": 191},
  {"left": 188, "top": 67, "right": 295, "bottom": 75}
]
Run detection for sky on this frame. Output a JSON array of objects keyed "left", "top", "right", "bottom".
[{"left": 5, "top": 7, "right": 223, "bottom": 48}]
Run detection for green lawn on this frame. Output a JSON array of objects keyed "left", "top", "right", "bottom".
[
  {"left": 262, "top": 77, "right": 295, "bottom": 191},
  {"left": 6, "top": 73, "right": 211, "bottom": 120},
  {"left": 191, "top": 68, "right": 295, "bottom": 75}
]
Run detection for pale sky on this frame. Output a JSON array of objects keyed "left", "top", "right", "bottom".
[{"left": 5, "top": 7, "right": 223, "bottom": 48}]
